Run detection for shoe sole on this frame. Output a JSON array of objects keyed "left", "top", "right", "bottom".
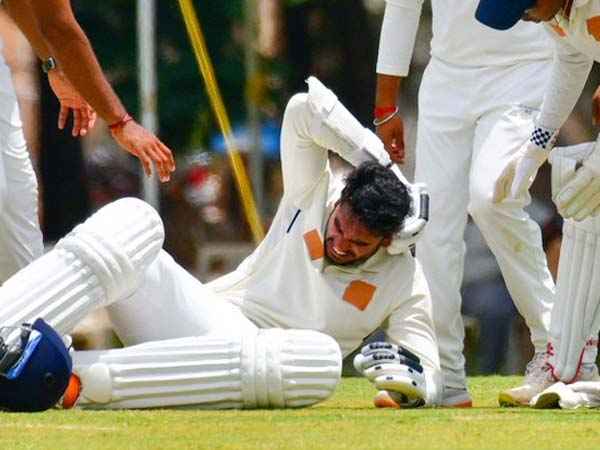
[
  {"left": 374, "top": 391, "right": 473, "bottom": 408},
  {"left": 373, "top": 391, "right": 400, "bottom": 409},
  {"left": 532, "top": 392, "right": 560, "bottom": 409}
]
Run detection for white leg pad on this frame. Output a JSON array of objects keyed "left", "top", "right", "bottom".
[
  {"left": 548, "top": 215, "right": 600, "bottom": 382},
  {"left": 0, "top": 198, "right": 164, "bottom": 336},
  {"left": 73, "top": 329, "right": 342, "bottom": 410}
]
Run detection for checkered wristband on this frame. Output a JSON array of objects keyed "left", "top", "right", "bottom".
[{"left": 530, "top": 126, "right": 557, "bottom": 150}]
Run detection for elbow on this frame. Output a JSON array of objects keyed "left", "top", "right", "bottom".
[{"left": 38, "top": 15, "right": 86, "bottom": 50}]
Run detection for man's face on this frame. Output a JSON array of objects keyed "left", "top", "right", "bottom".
[
  {"left": 324, "top": 202, "right": 390, "bottom": 266},
  {"left": 522, "top": 0, "right": 566, "bottom": 22}
]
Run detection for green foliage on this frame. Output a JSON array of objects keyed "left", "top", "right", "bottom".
[
  {"left": 74, "top": 1, "right": 246, "bottom": 152},
  {"left": 3, "top": 377, "right": 600, "bottom": 450}
]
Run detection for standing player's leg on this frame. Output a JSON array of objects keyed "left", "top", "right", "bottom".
[
  {"left": 0, "top": 197, "right": 164, "bottom": 337},
  {"left": 67, "top": 329, "right": 342, "bottom": 410},
  {"left": 414, "top": 59, "right": 474, "bottom": 407},
  {"left": 468, "top": 60, "right": 554, "bottom": 406},
  {"left": 470, "top": 108, "right": 554, "bottom": 406},
  {"left": 0, "top": 57, "right": 43, "bottom": 283}
]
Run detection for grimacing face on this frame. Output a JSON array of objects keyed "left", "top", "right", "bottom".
[
  {"left": 324, "top": 202, "right": 391, "bottom": 266},
  {"left": 522, "top": 0, "right": 566, "bottom": 22}
]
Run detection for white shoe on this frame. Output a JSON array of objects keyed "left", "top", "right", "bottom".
[
  {"left": 442, "top": 386, "right": 472, "bottom": 408},
  {"left": 499, "top": 352, "right": 553, "bottom": 407},
  {"left": 373, "top": 390, "right": 425, "bottom": 408},
  {"left": 578, "top": 363, "right": 600, "bottom": 381}
]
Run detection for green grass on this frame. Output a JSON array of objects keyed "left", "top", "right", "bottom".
[{"left": 2, "top": 376, "right": 600, "bottom": 450}]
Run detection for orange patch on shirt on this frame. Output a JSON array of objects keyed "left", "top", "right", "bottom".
[
  {"left": 303, "top": 229, "right": 324, "bottom": 260},
  {"left": 587, "top": 16, "right": 600, "bottom": 41},
  {"left": 550, "top": 23, "right": 566, "bottom": 37},
  {"left": 343, "top": 280, "right": 376, "bottom": 311}
]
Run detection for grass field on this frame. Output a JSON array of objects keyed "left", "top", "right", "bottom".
[{"left": 2, "top": 376, "right": 600, "bottom": 450}]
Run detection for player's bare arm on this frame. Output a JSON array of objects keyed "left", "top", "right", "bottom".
[
  {"left": 3, "top": 0, "right": 96, "bottom": 136},
  {"left": 374, "top": 74, "right": 405, "bottom": 163},
  {"left": 7, "top": 0, "right": 175, "bottom": 181}
]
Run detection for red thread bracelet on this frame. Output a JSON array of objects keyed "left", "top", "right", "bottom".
[
  {"left": 108, "top": 113, "right": 133, "bottom": 131},
  {"left": 374, "top": 106, "right": 397, "bottom": 119}
]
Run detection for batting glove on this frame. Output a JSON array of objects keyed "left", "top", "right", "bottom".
[
  {"left": 353, "top": 342, "right": 426, "bottom": 407},
  {"left": 554, "top": 144, "right": 600, "bottom": 221},
  {"left": 493, "top": 141, "right": 548, "bottom": 203}
]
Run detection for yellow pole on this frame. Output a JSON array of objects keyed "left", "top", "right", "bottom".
[{"left": 178, "top": 0, "right": 265, "bottom": 243}]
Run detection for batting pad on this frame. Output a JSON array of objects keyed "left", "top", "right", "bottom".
[
  {"left": 549, "top": 215, "right": 600, "bottom": 382},
  {"left": 0, "top": 198, "right": 164, "bottom": 337},
  {"left": 72, "top": 329, "right": 342, "bottom": 409}
]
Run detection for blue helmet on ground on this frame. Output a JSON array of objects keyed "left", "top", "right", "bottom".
[
  {"left": 0, "top": 318, "right": 72, "bottom": 412},
  {"left": 475, "top": 0, "right": 536, "bottom": 30}
]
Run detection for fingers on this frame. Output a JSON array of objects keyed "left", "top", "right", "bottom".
[
  {"left": 555, "top": 169, "right": 593, "bottom": 215},
  {"left": 72, "top": 108, "right": 82, "bottom": 137},
  {"left": 88, "top": 109, "right": 97, "bottom": 130},
  {"left": 592, "top": 87, "right": 600, "bottom": 126},
  {"left": 58, "top": 105, "right": 69, "bottom": 130},
  {"left": 573, "top": 189, "right": 600, "bottom": 221},
  {"left": 377, "top": 117, "right": 405, "bottom": 164},
  {"left": 564, "top": 179, "right": 600, "bottom": 221}
]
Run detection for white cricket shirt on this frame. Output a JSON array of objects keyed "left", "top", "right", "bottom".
[
  {"left": 377, "top": 0, "right": 552, "bottom": 77},
  {"left": 208, "top": 90, "right": 439, "bottom": 373}
]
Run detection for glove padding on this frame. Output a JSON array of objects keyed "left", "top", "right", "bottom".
[
  {"left": 552, "top": 143, "right": 600, "bottom": 221},
  {"left": 493, "top": 141, "right": 548, "bottom": 203},
  {"left": 531, "top": 381, "right": 600, "bottom": 409},
  {"left": 353, "top": 342, "right": 426, "bottom": 407}
]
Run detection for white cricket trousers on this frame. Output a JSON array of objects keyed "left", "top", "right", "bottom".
[
  {"left": 0, "top": 56, "right": 42, "bottom": 283},
  {"left": 415, "top": 57, "right": 555, "bottom": 389},
  {"left": 107, "top": 250, "right": 258, "bottom": 345}
]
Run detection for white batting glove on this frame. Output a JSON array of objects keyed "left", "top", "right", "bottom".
[
  {"left": 493, "top": 141, "right": 548, "bottom": 203},
  {"left": 353, "top": 342, "right": 426, "bottom": 407},
  {"left": 554, "top": 144, "right": 600, "bottom": 221}
]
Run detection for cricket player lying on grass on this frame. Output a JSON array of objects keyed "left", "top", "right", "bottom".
[
  {"left": 476, "top": 0, "right": 600, "bottom": 408},
  {"left": 0, "top": 77, "right": 442, "bottom": 411}
]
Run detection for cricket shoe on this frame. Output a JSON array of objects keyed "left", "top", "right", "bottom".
[
  {"left": 498, "top": 352, "right": 552, "bottom": 407},
  {"left": 373, "top": 387, "right": 472, "bottom": 408},
  {"left": 441, "top": 386, "right": 472, "bottom": 408}
]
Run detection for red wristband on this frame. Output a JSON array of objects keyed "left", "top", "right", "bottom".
[
  {"left": 108, "top": 113, "right": 133, "bottom": 131},
  {"left": 374, "top": 106, "right": 397, "bottom": 119}
]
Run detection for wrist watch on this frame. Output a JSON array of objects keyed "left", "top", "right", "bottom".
[{"left": 42, "top": 57, "right": 56, "bottom": 73}]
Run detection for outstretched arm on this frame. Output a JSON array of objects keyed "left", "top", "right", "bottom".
[{"left": 6, "top": 0, "right": 175, "bottom": 181}]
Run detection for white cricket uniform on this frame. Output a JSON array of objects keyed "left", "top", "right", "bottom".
[
  {"left": 106, "top": 92, "right": 441, "bottom": 396},
  {"left": 534, "top": 0, "right": 600, "bottom": 132},
  {"left": 377, "top": 0, "right": 556, "bottom": 389},
  {"left": 0, "top": 41, "right": 43, "bottom": 283},
  {"left": 531, "top": 0, "right": 600, "bottom": 384}
]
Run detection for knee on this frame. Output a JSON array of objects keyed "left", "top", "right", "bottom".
[
  {"left": 467, "top": 184, "right": 496, "bottom": 223},
  {"left": 242, "top": 329, "right": 342, "bottom": 408}
]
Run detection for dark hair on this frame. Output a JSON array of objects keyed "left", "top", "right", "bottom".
[{"left": 340, "top": 161, "right": 410, "bottom": 238}]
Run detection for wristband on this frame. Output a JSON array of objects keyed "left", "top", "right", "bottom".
[
  {"left": 373, "top": 107, "right": 399, "bottom": 127},
  {"left": 530, "top": 126, "right": 557, "bottom": 150},
  {"left": 374, "top": 106, "right": 397, "bottom": 119},
  {"left": 108, "top": 113, "right": 133, "bottom": 131}
]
